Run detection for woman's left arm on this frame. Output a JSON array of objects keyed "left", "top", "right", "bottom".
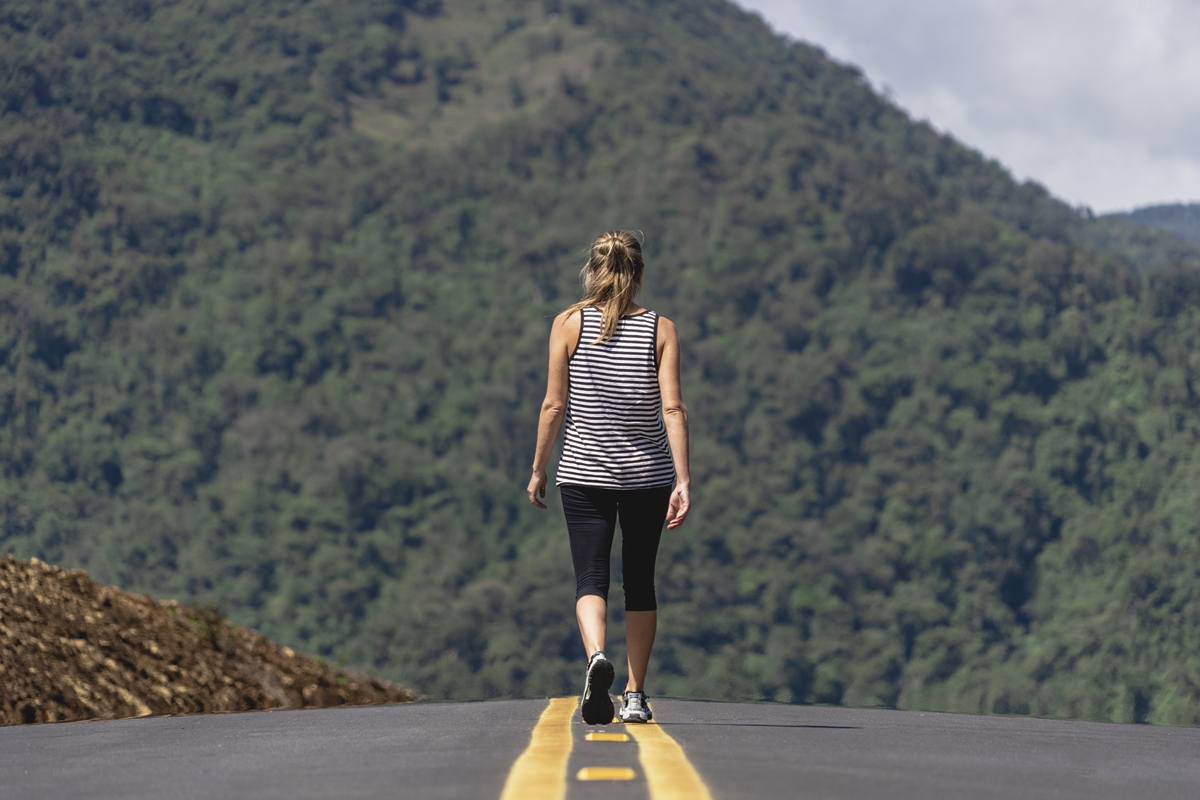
[
  {"left": 528, "top": 311, "right": 578, "bottom": 509},
  {"left": 657, "top": 316, "right": 690, "bottom": 529}
]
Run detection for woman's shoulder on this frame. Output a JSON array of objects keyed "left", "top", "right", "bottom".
[
  {"left": 552, "top": 308, "right": 584, "bottom": 330},
  {"left": 551, "top": 307, "right": 585, "bottom": 349}
]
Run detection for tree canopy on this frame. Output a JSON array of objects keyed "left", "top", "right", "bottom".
[{"left": 1110, "top": 203, "right": 1200, "bottom": 246}]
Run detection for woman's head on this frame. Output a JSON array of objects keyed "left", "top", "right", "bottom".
[{"left": 569, "top": 230, "right": 644, "bottom": 341}]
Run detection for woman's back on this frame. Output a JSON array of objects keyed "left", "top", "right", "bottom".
[{"left": 556, "top": 306, "right": 675, "bottom": 489}]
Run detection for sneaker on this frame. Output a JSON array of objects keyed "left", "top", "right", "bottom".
[
  {"left": 580, "top": 652, "right": 615, "bottom": 725},
  {"left": 618, "top": 691, "right": 653, "bottom": 723}
]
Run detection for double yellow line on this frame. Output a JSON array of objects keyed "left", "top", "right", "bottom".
[{"left": 499, "top": 697, "right": 713, "bottom": 800}]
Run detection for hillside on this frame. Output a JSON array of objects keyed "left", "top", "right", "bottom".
[
  {"left": 1081, "top": 214, "right": 1200, "bottom": 275},
  {"left": 1086, "top": 203, "right": 1200, "bottom": 275},
  {"left": 1117, "top": 203, "right": 1200, "bottom": 245},
  {"left": 4, "top": 0, "right": 1200, "bottom": 724},
  {"left": 0, "top": 556, "right": 412, "bottom": 725}
]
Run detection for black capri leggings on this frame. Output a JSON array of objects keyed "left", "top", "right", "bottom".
[{"left": 560, "top": 483, "right": 673, "bottom": 612}]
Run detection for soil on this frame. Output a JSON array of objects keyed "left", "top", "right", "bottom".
[{"left": 0, "top": 556, "right": 415, "bottom": 725}]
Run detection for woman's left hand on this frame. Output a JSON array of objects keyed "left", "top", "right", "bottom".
[
  {"left": 666, "top": 483, "right": 690, "bottom": 529},
  {"left": 528, "top": 470, "right": 548, "bottom": 509}
]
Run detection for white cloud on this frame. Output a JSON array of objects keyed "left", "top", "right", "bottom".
[{"left": 736, "top": 0, "right": 1200, "bottom": 212}]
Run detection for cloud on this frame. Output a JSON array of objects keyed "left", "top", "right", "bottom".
[{"left": 736, "top": 0, "right": 1200, "bottom": 212}]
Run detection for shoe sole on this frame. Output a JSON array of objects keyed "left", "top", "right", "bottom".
[{"left": 581, "top": 659, "right": 615, "bottom": 725}]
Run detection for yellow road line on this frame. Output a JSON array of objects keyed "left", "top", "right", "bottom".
[
  {"left": 585, "top": 732, "right": 630, "bottom": 742},
  {"left": 626, "top": 720, "right": 715, "bottom": 800},
  {"left": 500, "top": 698, "right": 713, "bottom": 800},
  {"left": 576, "top": 767, "right": 637, "bottom": 781},
  {"left": 499, "top": 697, "right": 576, "bottom": 800}
]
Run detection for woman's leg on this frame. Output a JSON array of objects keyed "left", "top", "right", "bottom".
[
  {"left": 561, "top": 485, "right": 619, "bottom": 658},
  {"left": 624, "top": 610, "right": 656, "bottom": 692},
  {"left": 617, "top": 485, "right": 673, "bottom": 692},
  {"left": 576, "top": 595, "right": 608, "bottom": 657}
]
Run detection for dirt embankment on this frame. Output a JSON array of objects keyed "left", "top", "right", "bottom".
[{"left": 0, "top": 556, "right": 414, "bottom": 725}]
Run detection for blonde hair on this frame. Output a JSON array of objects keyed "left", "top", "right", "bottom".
[{"left": 565, "top": 230, "right": 645, "bottom": 342}]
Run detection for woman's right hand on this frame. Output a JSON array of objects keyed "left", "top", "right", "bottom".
[
  {"left": 666, "top": 483, "right": 690, "bottom": 529},
  {"left": 527, "top": 470, "right": 548, "bottom": 509}
]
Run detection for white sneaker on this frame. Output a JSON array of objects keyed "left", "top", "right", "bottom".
[{"left": 618, "top": 691, "right": 653, "bottom": 723}]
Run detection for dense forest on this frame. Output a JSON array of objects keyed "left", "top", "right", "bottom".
[
  {"left": 6, "top": 0, "right": 1200, "bottom": 724},
  {"left": 1111, "top": 203, "right": 1200, "bottom": 246}
]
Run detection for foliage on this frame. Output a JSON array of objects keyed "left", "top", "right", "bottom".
[
  {"left": 1082, "top": 212, "right": 1200, "bottom": 275},
  {"left": 5, "top": 0, "right": 1200, "bottom": 724},
  {"left": 1115, "top": 203, "right": 1200, "bottom": 246}
]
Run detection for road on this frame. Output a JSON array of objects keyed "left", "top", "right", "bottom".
[{"left": 1, "top": 697, "right": 1198, "bottom": 798}]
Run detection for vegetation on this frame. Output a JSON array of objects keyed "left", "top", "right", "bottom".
[
  {"left": 1081, "top": 211, "right": 1200, "bottom": 276},
  {"left": 1114, "top": 203, "right": 1200, "bottom": 246},
  {"left": 5, "top": 0, "right": 1200, "bottom": 724}
]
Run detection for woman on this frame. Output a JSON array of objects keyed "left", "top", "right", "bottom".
[{"left": 527, "top": 230, "right": 690, "bottom": 725}]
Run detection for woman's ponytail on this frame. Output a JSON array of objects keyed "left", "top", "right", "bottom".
[{"left": 565, "top": 231, "right": 645, "bottom": 342}]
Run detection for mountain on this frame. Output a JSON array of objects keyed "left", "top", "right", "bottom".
[
  {"left": 1085, "top": 203, "right": 1200, "bottom": 275},
  {"left": 5, "top": 0, "right": 1200, "bottom": 723},
  {"left": 1117, "top": 203, "right": 1200, "bottom": 245}
]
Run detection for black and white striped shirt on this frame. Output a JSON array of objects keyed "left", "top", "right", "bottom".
[{"left": 556, "top": 306, "right": 676, "bottom": 489}]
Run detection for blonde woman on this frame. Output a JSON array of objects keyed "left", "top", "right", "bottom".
[{"left": 527, "top": 230, "right": 691, "bottom": 725}]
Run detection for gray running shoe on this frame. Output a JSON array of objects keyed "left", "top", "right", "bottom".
[
  {"left": 581, "top": 652, "right": 615, "bottom": 725},
  {"left": 619, "top": 691, "right": 653, "bottom": 723}
]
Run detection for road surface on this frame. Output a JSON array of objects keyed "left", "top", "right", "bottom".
[{"left": 1, "top": 697, "right": 1198, "bottom": 798}]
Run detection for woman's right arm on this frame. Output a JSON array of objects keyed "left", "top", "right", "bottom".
[
  {"left": 657, "top": 316, "right": 690, "bottom": 529},
  {"left": 528, "top": 310, "right": 579, "bottom": 509}
]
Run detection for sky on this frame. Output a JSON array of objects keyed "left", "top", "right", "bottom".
[{"left": 734, "top": 0, "right": 1200, "bottom": 214}]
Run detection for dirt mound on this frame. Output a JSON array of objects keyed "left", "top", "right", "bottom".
[{"left": 0, "top": 556, "right": 414, "bottom": 725}]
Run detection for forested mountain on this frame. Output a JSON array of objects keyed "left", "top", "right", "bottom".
[
  {"left": 5, "top": 0, "right": 1200, "bottom": 724},
  {"left": 1110, "top": 203, "right": 1200, "bottom": 246}
]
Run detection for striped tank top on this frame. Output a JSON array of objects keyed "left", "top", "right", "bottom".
[{"left": 556, "top": 306, "right": 676, "bottom": 489}]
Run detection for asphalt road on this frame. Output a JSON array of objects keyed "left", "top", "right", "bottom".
[
  {"left": 0, "top": 700, "right": 544, "bottom": 800},
  {"left": 659, "top": 700, "right": 1200, "bottom": 799},
  {"left": 2, "top": 698, "right": 1199, "bottom": 799}
]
